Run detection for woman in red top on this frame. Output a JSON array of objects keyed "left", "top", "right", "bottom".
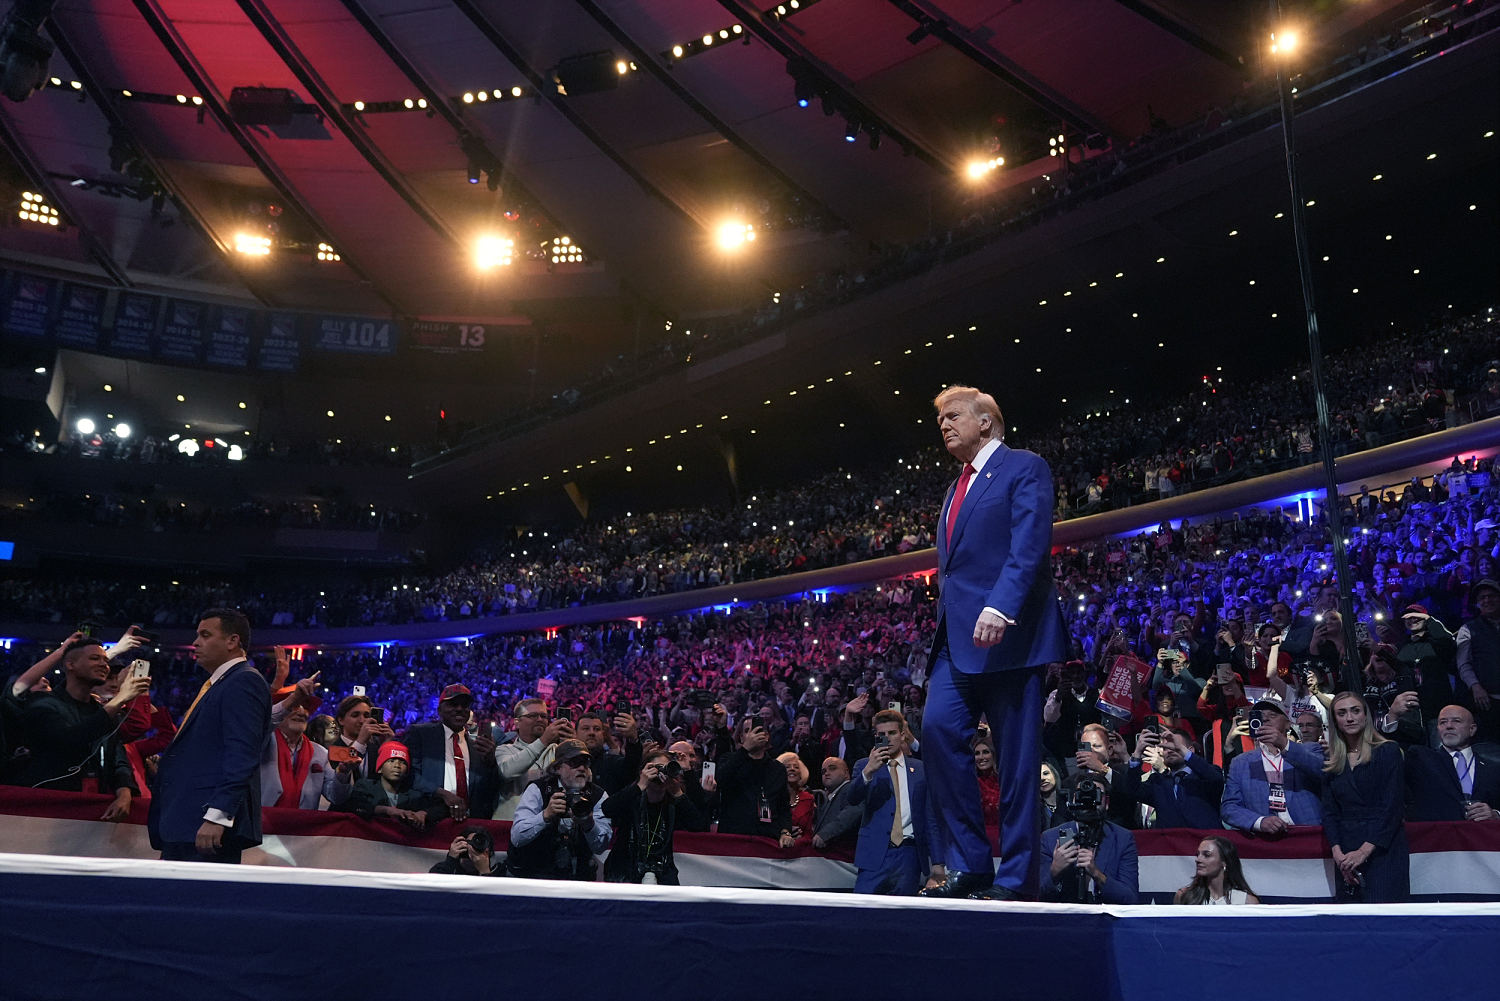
[
  {"left": 973, "top": 734, "right": 1001, "bottom": 828},
  {"left": 777, "top": 752, "right": 815, "bottom": 842}
]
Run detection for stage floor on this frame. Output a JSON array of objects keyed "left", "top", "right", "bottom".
[{"left": 3, "top": 853, "right": 1498, "bottom": 1001}]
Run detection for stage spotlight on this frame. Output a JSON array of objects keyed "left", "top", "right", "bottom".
[
  {"left": 1270, "top": 29, "right": 1299, "bottom": 56},
  {"left": 233, "top": 232, "right": 271, "bottom": 256},
  {"left": 75, "top": 417, "right": 95, "bottom": 435},
  {"left": 467, "top": 159, "right": 480, "bottom": 184},
  {"left": 844, "top": 118, "right": 859, "bottom": 142},
  {"left": 113, "top": 422, "right": 131, "bottom": 439},
  {"left": 715, "top": 220, "right": 756, "bottom": 251},
  {"left": 475, "top": 235, "right": 515, "bottom": 269}
]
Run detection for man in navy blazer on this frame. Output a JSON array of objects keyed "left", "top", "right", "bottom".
[
  {"left": 1406, "top": 705, "right": 1500, "bottom": 821},
  {"left": 1040, "top": 775, "right": 1139, "bottom": 904},
  {"left": 847, "top": 710, "right": 931, "bottom": 894},
  {"left": 403, "top": 684, "right": 501, "bottom": 821},
  {"left": 149, "top": 609, "right": 271, "bottom": 863},
  {"left": 1121, "top": 727, "right": 1224, "bottom": 830},
  {"left": 1220, "top": 701, "right": 1324, "bottom": 834},
  {"left": 921, "top": 385, "right": 1067, "bottom": 900}
]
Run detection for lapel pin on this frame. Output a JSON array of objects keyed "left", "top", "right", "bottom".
[{"left": 985, "top": 472, "right": 993, "bottom": 479}]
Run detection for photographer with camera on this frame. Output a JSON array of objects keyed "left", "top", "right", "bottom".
[
  {"left": 1220, "top": 701, "right": 1324, "bottom": 835},
  {"left": 507, "top": 738, "right": 612, "bottom": 880},
  {"left": 430, "top": 825, "right": 501, "bottom": 876},
  {"left": 1040, "top": 773, "right": 1139, "bottom": 903},
  {"left": 602, "top": 747, "right": 705, "bottom": 884}
]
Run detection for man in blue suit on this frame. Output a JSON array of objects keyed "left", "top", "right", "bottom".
[
  {"left": 921, "top": 385, "right": 1067, "bottom": 901},
  {"left": 1041, "top": 774, "right": 1139, "bottom": 903},
  {"left": 1220, "top": 701, "right": 1324, "bottom": 834},
  {"left": 847, "top": 710, "right": 931, "bottom": 894},
  {"left": 149, "top": 609, "right": 271, "bottom": 863}
]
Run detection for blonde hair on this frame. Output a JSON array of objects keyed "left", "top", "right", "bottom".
[
  {"left": 1324, "top": 691, "right": 1388, "bottom": 775},
  {"left": 933, "top": 385, "right": 1003, "bottom": 440},
  {"left": 776, "top": 751, "right": 809, "bottom": 788}
]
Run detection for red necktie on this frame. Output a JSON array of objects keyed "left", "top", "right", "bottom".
[
  {"left": 946, "top": 463, "right": 976, "bottom": 545},
  {"left": 452, "top": 732, "right": 468, "bottom": 801}
]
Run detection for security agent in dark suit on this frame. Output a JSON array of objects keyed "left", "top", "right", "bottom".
[
  {"left": 1405, "top": 705, "right": 1500, "bottom": 821},
  {"left": 847, "top": 710, "right": 932, "bottom": 895},
  {"left": 148, "top": 609, "right": 271, "bottom": 863},
  {"left": 402, "top": 684, "right": 500, "bottom": 821},
  {"left": 811, "top": 756, "right": 861, "bottom": 851}
]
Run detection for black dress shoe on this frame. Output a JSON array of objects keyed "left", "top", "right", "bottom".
[
  {"left": 968, "top": 884, "right": 1027, "bottom": 902},
  {"left": 918, "top": 871, "right": 992, "bottom": 899}
]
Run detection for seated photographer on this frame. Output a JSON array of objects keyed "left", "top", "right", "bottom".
[
  {"left": 1220, "top": 701, "right": 1324, "bottom": 835},
  {"left": 574, "top": 709, "right": 641, "bottom": 795},
  {"left": 1040, "top": 774, "right": 1139, "bottom": 904},
  {"left": 1405, "top": 704, "right": 1500, "bottom": 821},
  {"left": 339, "top": 742, "right": 442, "bottom": 830},
  {"left": 430, "top": 826, "right": 502, "bottom": 876},
  {"left": 848, "top": 709, "right": 932, "bottom": 896},
  {"left": 1174, "top": 835, "right": 1260, "bottom": 904},
  {"left": 508, "top": 738, "right": 612, "bottom": 880},
  {"left": 7, "top": 638, "right": 149, "bottom": 807},
  {"left": 260, "top": 696, "right": 355, "bottom": 811},
  {"left": 716, "top": 717, "right": 794, "bottom": 846},
  {"left": 1125, "top": 726, "right": 1224, "bottom": 830},
  {"left": 602, "top": 748, "right": 705, "bottom": 884}
]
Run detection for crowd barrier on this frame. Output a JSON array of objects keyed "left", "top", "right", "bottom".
[{"left": 2, "top": 787, "right": 1498, "bottom": 901}]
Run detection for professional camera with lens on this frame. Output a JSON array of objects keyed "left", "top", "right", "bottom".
[
  {"left": 464, "top": 827, "right": 494, "bottom": 856},
  {"left": 651, "top": 759, "right": 684, "bottom": 783}
]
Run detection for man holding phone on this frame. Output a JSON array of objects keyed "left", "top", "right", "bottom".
[
  {"left": 491, "top": 698, "right": 573, "bottom": 820},
  {"left": 717, "top": 717, "right": 794, "bottom": 846}
]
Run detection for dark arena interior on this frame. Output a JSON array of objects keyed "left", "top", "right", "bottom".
[{"left": 0, "top": 1, "right": 1498, "bottom": 997}]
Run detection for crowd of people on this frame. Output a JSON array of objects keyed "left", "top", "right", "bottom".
[
  {"left": 2, "top": 311, "right": 1494, "bottom": 631},
  {"left": 0, "top": 490, "right": 425, "bottom": 534},
  {"left": 2, "top": 452, "right": 1496, "bottom": 898}
]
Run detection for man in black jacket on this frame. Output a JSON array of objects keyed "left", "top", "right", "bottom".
[
  {"left": 603, "top": 748, "right": 705, "bottom": 883},
  {"left": 575, "top": 710, "right": 641, "bottom": 795},
  {"left": 716, "top": 718, "right": 793, "bottom": 846},
  {"left": 9, "top": 638, "right": 147, "bottom": 799}
]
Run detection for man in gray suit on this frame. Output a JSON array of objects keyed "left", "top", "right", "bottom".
[{"left": 811, "top": 757, "right": 861, "bottom": 851}]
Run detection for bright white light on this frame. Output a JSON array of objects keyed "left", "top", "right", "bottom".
[
  {"left": 965, "top": 156, "right": 1004, "bottom": 181},
  {"left": 113, "top": 423, "right": 131, "bottom": 439},
  {"left": 1270, "top": 29, "right": 1299, "bottom": 56},
  {"left": 715, "top": 220, "right": 756, "bottom": 250},
  {"left": 475, "top": 235, "right": 515, "bottom": 269},
  {"left": 233, "top": 232, "right": 271, "bottom": 256},
  {"left": 75, "top": 418, "right": 96, "bottom": 435},
  {"left": 227, "top": 444, "right": 244, "bottom": 461},
  {"left": 177, "top": 438, "right": 200, "bottom": 456}
]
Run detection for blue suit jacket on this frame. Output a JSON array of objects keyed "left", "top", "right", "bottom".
[
  {"left": 933, "top": 443, "right": 1067, "bottom": 673},
  {"left": 847, "top": 756, "right": 928, "bottom": 872},
  {"left": 1040, "top": 821, "right": 1139, "bottom": 903},
  {"left": 149, "top": 661, "right": 271, "bottom": 850},
  {"left": 1220, "top": 741, "right": 1325, "bottom": 831},
  {"left": 402, "top": 721, "right": 499, "bottom": 818}
]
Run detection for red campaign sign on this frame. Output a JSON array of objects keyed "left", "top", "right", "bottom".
[{"left": 1097, "top": 653, "right": 1151, "bottom": 721}]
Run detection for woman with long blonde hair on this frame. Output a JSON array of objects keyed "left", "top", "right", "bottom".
[{"left": 1322, "top": 692, "right": 1408, "bottom": 902}]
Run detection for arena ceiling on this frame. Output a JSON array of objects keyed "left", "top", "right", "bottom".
[{"left": 2, "top": 0, "right": 1497, "bottom": 517}]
